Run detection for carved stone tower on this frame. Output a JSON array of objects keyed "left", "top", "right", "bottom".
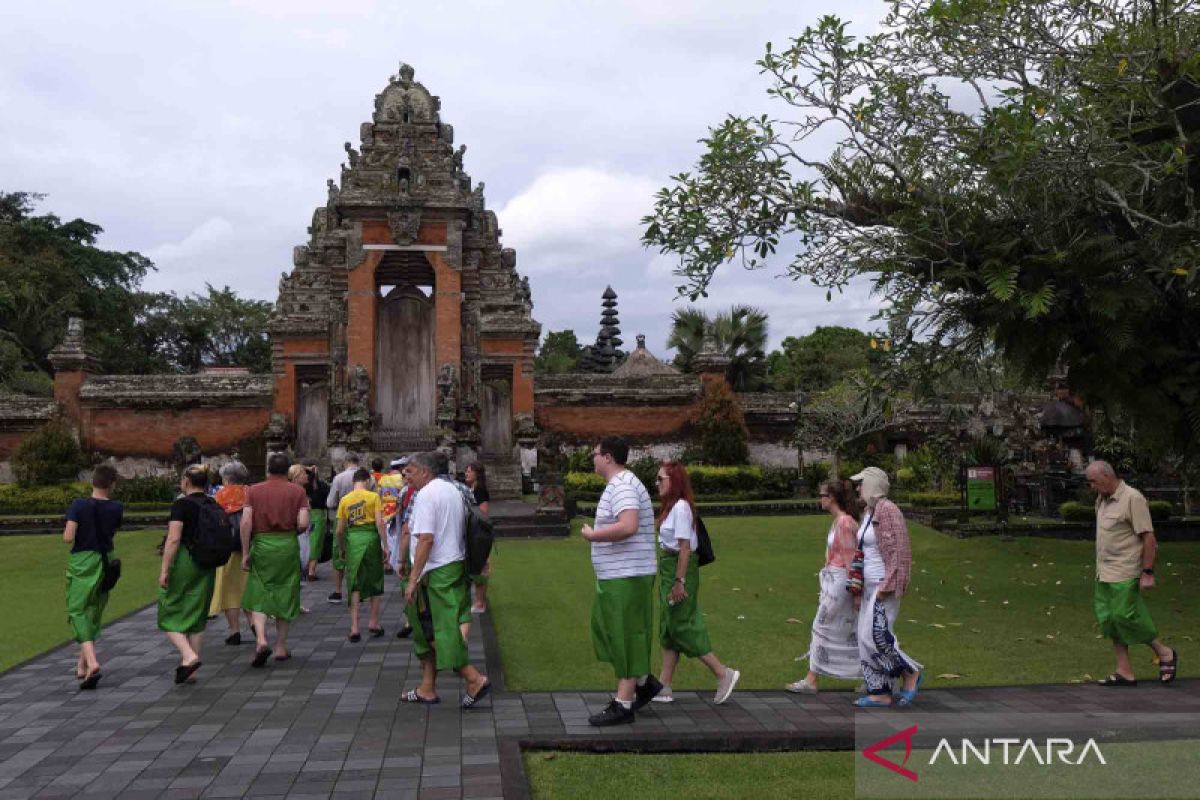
[{"left": 269, "top": 62, "right": 541, "bottom": 495}]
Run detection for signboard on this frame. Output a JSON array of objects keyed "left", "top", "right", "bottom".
[{"left": 966, "top": 466, "right": 997, "bottom": 511}]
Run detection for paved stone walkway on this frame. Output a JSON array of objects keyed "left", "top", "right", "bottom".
[{"left": 0, "top": 577, "right": 1196, "bottom": 799}]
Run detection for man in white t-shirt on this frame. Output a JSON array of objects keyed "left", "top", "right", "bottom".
[
  {"left": 580, "top": 435, "right": 660, "bottom": 725},
  {"left": 399, "top": 451, "right": 491, "bottom": 708}
]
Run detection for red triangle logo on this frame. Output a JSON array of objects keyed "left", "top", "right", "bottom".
[{"left": 863, "top": 724, "right": 919, "bottom": 782}]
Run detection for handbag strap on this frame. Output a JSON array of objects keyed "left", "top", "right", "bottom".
[{"left": 857, "top": 511, "right": 874, "bottom": 550}]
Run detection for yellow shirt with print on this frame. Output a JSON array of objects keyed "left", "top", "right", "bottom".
[{"left": 337, "top": 488, "right": 381, "bottom": 529}]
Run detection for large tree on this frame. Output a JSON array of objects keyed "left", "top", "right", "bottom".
[
  {"left": 534, "top": 329, "right": 585, "bottom": 375},
  {"left": 643, "top": 0, "right": 1200, "bottom": 455},
  {"left": 766, "top": 325, "right": 874, "bottom": 392},
  {"left": 1, "top": 193, "right": 274, "bottom": 382},
  {"left": 667, "top": 304, "right": 769, "bottom": 391}
]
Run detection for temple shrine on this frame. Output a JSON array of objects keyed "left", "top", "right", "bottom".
[{"left": 269, "top": 63, "right": 541, "bottom": 497}]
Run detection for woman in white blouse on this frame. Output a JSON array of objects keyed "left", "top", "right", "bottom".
[{"left": 651, "top": 462, "right": 740, "bottom": 705}]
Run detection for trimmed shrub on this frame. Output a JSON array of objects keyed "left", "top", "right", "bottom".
[
  {"left": 563, "top": 465, "right": 798, "bottom": 502},
  {"left": 1059, "top": 501, "right": 1095, "bottom": 522},
  {"left": 900, "top": 491, "right": 961, "bottom": 507},
  {"left": 692, "top": 380, "right": 749, "bottom": 465},
  {"left": 113, "top": 475, "right": 176, "bottom": 504},
  {"left": 11, "top": 421, "right": 85, "bottom": 486},
  {"left": 1148, "top": 500, "right": 1173, "bottom": 521},
  {"left": 564, "top": 447, "right": 594, "bottom": 474},
  {"left": 802, "top": 462, "right": 830, "bottom": 496}
]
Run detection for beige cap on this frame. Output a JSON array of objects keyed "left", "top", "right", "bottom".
[{"left": 849, "top": 465, "right": 889, "bottom": 486}]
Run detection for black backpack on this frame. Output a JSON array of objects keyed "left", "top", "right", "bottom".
[
  {"left": 184, "top": 495, "right": 236, "bottom": 569},
  {"left": 695, "top": 515, "right": 716, "bottom": 567},
  {"left": 444, "top": 479, "right": 494, "bottom": 577}
]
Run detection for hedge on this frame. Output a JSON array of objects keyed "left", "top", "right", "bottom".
[
  {"left": 563, "top": 466, "right": 798, "bottom": 502},
  {"left": 0, "top": 475, "right": 177, "bottom": 515},
  {"left": 1060, "top": 499, "right": 1174, "bottom": 523},
  {"left": 894, "top": 491, "right": 960, "bottom": 507}
]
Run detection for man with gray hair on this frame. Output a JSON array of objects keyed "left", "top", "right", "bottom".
[
  {"left": 325, "top": 453, "right": 363, "bottom": 603},
  {"left": 1086, "top": 460, "right": 1177, "bottom": 686},
  {"left": 399, "top": 451, "right": 491, "bottom": 707}
]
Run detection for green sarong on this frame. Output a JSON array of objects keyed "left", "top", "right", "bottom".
[
  {"left": 66, "top": 551, "right": 110, "bottom": 642},
  {"left": 242, "top": 533, "right": 301, "bottom": 621},
  {"left": 157, "top": 547, "right": 216, "bottom": 634},
  {"left": 591, "top": 574, "right": 655, "bottom": 679},
  {"left": 346, "top": 525, "right": 384, "bottom": 600},
  {"left": 1095, "top": 579, "right": 1158, "bottom": 645},
  {"left": 308, "top": 510, "right": 327, "bottom": 565},
  {"left": 658, "top": 551, "right": 712, "bottom": 658},
  {"left": 406, "top": 561, "right": 470, "bottom": 671}
]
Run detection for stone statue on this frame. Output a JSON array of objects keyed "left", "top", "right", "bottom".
[
  {"left": 344, "top": 142, "right": 359, "bottom": 168},
  {"left": 520, "top": 275, "right": 532, "bottom": 306},
  {"left": 327, "top": 179, "right": 339, "bottom": 204},
  {"left": 452, "top": 144, "right": 466, "bottom": 174},
  {"left": 352, "top": 364, "right": 370, "bottom": 410},
  {"left": 437, "top": 363, "right": 458, "bottom": 421}
]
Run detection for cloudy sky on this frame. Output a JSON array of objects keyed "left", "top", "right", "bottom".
[{"left": 1, "top": 0, "right": 887, "bottom": 356}]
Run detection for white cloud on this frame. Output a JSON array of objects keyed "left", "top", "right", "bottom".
[
  {"left": 497, "top": 168, "right": 660, "bottom": 275},
  {"left": 145, "top": 217, "right": 235, "bottom": 266}
]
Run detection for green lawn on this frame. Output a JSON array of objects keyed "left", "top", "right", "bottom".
[
  {"left": 525, "top": 751, "right": 853, "bottom": 799},
  {"left": 489, "top": 516, "right": 1199, "bottom": 691},
  {"left": 0, "top": 529, "right": 166, "bottom": 673}
]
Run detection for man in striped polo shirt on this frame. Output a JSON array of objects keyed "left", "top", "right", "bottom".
[{"left": 581, "top": 435, "right": 661, "bottom": 725}]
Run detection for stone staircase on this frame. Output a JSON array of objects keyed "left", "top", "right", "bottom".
[{"left": 488, "top": 499, "right": 569, "bottom": 538}]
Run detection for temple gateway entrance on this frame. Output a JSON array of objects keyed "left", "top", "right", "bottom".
[{"left": 375, "top": 284, "right": 436, "bottom": 432}]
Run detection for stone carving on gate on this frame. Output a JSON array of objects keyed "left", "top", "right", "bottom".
[{"left": 387, "top": 209, "right": 422, "bottom": 246}]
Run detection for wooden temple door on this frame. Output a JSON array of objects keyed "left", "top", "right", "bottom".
[
  {"left": 375, "top": 285, "right": 436, "bottom": 432},
  {"left": 481, "top": 375, "right": 513, "bottom": 457},
  {"left": 295, "top": 368, "right": 329, "bottom": 458}
]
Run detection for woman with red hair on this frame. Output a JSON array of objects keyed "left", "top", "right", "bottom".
[{"left": 651, "top": 462, "right": 739, "bottom": 705}]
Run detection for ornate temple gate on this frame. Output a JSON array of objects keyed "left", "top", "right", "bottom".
[{"left": 268, "top": 63, "right": 541, "bottom": 497}]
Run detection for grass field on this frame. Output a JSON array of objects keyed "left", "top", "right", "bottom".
[
  {"left": 489, "top": 516, "right": 1199, "bottom": 691},
  {"left": 524, "top": 751, "right": 854, "bottom": 800},
  {"left": 0, "top": 529, "right": 165, "bottom": 673}
]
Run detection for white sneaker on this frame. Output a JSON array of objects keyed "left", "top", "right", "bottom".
[
  {"left": 714, "top": 668, "right": 740, "bottom": 705},
  {"left": 650, "top": 685, "right": 674, "bottom": 703},
  {"left": 785, "top": 679, "right": 818, "bottom": 694}
]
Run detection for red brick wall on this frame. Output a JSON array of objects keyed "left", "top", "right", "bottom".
[
  {"left": 429, "top": 251, "right": 461, "bottom": 374},
  {"left": 482, "top": 340, "right": 534, "bottom": 416},
  {"left": 81, "top": 407, "right": 272, "bottom": 456},
  {"left": 273, "top": 338, "right": 330, "bottom": 419},
  {"left": 536, "top": 405, "right": 695, "bottom": 440},
  {"left": 0, "top": 432, "right": 28, "bottom": 461}
]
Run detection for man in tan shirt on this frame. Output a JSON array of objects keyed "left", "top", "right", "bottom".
[{"left": 1087, "top": 461, "right": 1177, "bottom": 686}]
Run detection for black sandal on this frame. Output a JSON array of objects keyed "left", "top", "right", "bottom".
[
  {"left": 251, "top": 648, "right": 271, "bottom": 668},
  {"left": 369, "top": 627, "right": 385, "bottom": 638},
  {"left": 79, "top": 670, "right": 102, "bottom": 691},
  {"left": 349, "top": 632, "right": 361, "bottom": 643},
  {"left": 1159, "top": 649, "right": 1178, "bottom": 684},
  {"left": 1098, "top": 673, "right": 1137, "bottom": 687},
  {"left": 174, "top": 661, "right": 202, "bottom": 685}
]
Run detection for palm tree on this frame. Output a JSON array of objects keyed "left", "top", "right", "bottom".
[{"left": 667, "top": 305, "right": 769, "bottom": 391}]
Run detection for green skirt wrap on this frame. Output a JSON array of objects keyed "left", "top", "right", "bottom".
[
  {"left": 242, "top": 533, "right": 301, "bottom": 621},
  {"left": 658, "top": 551, "right": 712, "bottom": 658},
  {"left": 1095, "top": 579, "right": 1158, "bottom": 645},
  {"left": 157, "top": 547, "right": 216, "bottom": 634},
  {"left": 66, "top": 551, "right": 110, "bottom": 642},
  {"left": 591, "top": 574, "right": 655, "bottom": 679},
  {"left": 346, "top": 525, "right": 384, "bottom": 600},
  {"left": 308, "top": 510, "right": 327, "bottom": 565},
  {"left": 405, "top": 561, "right": 470, "bottom": 671}
]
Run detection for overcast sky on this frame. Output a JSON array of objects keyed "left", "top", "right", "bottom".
[{"left": 1, "top": 0, "right": 887, "bottom": 356}]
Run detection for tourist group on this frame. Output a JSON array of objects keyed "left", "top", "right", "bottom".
[{"left": 62, "top": 440, "right": 1177, "bottom": 724}]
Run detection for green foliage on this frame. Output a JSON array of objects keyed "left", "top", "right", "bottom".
[
  {"left": 766, "top": 326, "right": 874, "bottom": 392},
  {"left": 535, "top": 329, "right": 584, "bottom": 375},
  {"left": 1059, "top": 501, "right": 1095, "bottom": 523},
  {"left": 1148, "top": 500, "right": 1173, "bottom": 521},
  {"left": 0, "top": 481, "right": 89, "bottom": 514},
  {"left": 965, "top": 435, "right": 1010, "bottom": 466},
  {"left": 563, "top": 446, "right": 595, "bottom": 474},
  {"left": 11, "top": 421, "right": 84, "bottom": 486},
  {"left": 112, "top": 475, "right": 176, "bottom": 504},
  {"left": 692, "top": 380, "right": 750, "bottom": 465},
  {"left": 801, "top": 461, "right": 830, "bottom": 496},
  {"left": 900, "top": 439, "right": 960, "bottom": 492},
  {"left": 668, "top": 305, "right": 769, "bottom": 391},
  {"left": 563, "top": 465, "right": 798, "bottom": 501},
  {"left": 0, "top": 193, "right": 272, "bottom": 381},
  {"left": 898, "top": 491, "right": 961, "bottom": 508},
  {"left": 642, "top": 2, "right": 1200, "bottom": 456},
  {"left": 3, "top": 369, "right": 53, "bottom": 396}
]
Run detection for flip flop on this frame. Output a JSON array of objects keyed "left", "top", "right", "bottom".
[
  {"left": 854, "top": 695, "right": 893, "bottom": 708},
  {"left": 1159, "top": 649, "right": 1178, "bottom": 684},
  {"left": 461, "top": 681, "right": 492, "bottom": 709},
  {"left": 274, "top": 653, "right": 291, "bottom": 662},
  {"left": 402, "top": 689, "right": 441, "bottom": 704},
  {"left": 79, "top": 670, "right": 102, "bottom": 691},
  {"left": 896, "top": 672, "right": 925, "bottom": 706},
  {"left": 368, "top": 627, "right": 385, "bottom": 638},
  {"left": 348, "top": 633, "right": 361, "bottom": 643},
  {"left": 174, "top": 661, "right": 202, "bottom": 685},
  {"left": 1098, "top": 673, "right": 1137, "bottom": 687},
  {"left": 251, "top": 648, "right": 271, "bottom": 668}
]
